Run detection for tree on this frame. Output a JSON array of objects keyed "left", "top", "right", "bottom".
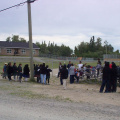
[
  {"left": 19, "top": 38, "right": 27, "bottom": 42},
  {"left": 6, "top": 35, "right": 27, "bottom": 42},
  {"left": 89, "top": 36, "right": 95, "bottom": 52},
  {"left": 6, "top": 37, "right": 11, "bottom": 42},
  {"left": 11, "top": 35, "right": 19, "bottom": 42}
]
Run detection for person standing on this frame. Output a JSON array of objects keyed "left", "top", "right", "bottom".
[
  {"left": 57, "top": 62, "right": 62, "bottom": 78},
  {"left": 97, "top": 58, "right": 101, "bottom": 65},
  {"left": 69, "top": 63, "right": 75, "bottom": 84},
  {"left": 96, "top": 63, "right": 101, "bottom": 78},
  {"left": 7, "top": 62, "right": 13, "bottom": 81},
  {"left": 23, "top": 64, "right": 30, "bottom": 81},
  {"left": 41, "top": 63, "right": 47, "bottom": 84},
  {"left": 3, "top": 63, "right": 7, "bottom": 79},
  {"left": 110, "top": 62, "right": 117, "bottom": 92},
  {"left": 67, "top": 61, "right": 71, "bottom": 76},
  {"left": 59, "top": 65, "right": 63, "bottom": 85},
  {"left": 13, "top": 63, "right": 18, "bottom": 81},
  {"left": 77, "top": 61, "right": 83, "bottom": 71},
  {"left": 46, "top": 65, "right": 52, "bottom": 85},
  {"left": 99, "top": 62, "right": 110, "bottom": 93},
  {"left": 61, "top": 64, "right": 68, "bottom": 90},
  {"left": 17, "top": 64, "right": 22, "bottom": 82}
]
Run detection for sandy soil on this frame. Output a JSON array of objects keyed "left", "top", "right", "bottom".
[{"left": 0, "top": 69, "right": 120, "bottom": 120}]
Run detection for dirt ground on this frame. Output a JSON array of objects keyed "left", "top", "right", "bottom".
[
  {"left": 0, "top": 69, "right": 120, "bottom": 120},
  {"left": 0, "top": 68, "right": 120, "bottom": 106}
]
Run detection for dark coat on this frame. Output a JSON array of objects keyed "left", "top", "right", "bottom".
[
  {"left": 13, "top": 65, "right": 18, "bottom": 74},
  {"left": 46, "top": 68, "right": 52, "bottom": 77},
  {"left": 102, "top": 63, "right": 110, "bottom": 80},
  {"left": 61, "top": 65, "right": 68, "bottom": 79},
  {"left": 110, "top": 63, "right": 117, "bottom": 92},
  {"left": 41, "top": 65, "right": 47, "bottom": 74},
  {"left": 23, "top": 65, "right": 29, "bottom": 76},
  {"left": 18, "top": 65, "right": 22, "bottom": 74},
  {"left": 7, "top": 65, "right": 13, "bottom": 74}
]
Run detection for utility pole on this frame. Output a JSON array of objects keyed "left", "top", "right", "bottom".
[{"left": 27, "top": 0, "right": 35, "bottom": 81}]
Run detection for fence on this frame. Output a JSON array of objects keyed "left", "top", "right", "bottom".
[
  {"left": 0, "top": 56, "right": 30, "bottom": 63},
  {"left": 39, "top": 54, "right": 101, "bottom": 62}
]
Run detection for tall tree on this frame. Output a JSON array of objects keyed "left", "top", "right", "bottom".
[
  {"left": 11, "top": 35, "right": 19, "bottom": 42},
  {"left": 6, "top": 37, "right": 11, "bottom": 42}
]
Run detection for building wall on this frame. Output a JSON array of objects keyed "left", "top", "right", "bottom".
[{"left": 0, "top": 48, "right": 39, "bottom": 56}]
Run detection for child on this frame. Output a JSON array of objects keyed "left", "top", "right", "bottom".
[
  {"left": 91, "top": 66, "right": 96, "bottom": 79},
  {"left": 85, "top": 65, "right": 91, "bottom": 80},
  {"left": 75, "top": 69, "right": 80, "bottom": 83},
  {"left": 80, "top": 67, "right": 84, "bottom": 80}
]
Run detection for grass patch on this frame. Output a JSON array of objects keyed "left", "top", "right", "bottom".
[
  {"left": 79, "top": 79, "right": 102, "bottom": 85},
  {"left": 10, "top": 91, "right": 48, "bottom": 99}
]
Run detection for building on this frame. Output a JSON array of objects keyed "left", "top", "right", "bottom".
[{"left": 0, "top": 41, "right": 40, "bottom": 56}]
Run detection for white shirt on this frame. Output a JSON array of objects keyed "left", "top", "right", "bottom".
[{"left": 78, "top": 64, "right": 83, "bottom": 70}]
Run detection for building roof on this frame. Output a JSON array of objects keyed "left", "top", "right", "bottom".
[{"left": 0, "top": 41, "right": 40, "bottom": 49}]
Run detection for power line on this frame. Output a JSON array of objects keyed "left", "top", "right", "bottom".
[
  {"left": 0, "top": 0, "right": 38, "bottom": 13},
  {"left": 0, "top": 1, "right": 27, "bottom": 12}
]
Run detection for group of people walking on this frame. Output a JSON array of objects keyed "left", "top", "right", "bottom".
[{"left": 2, "top": 62, "right": 52, "bottom": 84}]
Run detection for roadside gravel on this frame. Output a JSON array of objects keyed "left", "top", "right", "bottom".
[{"left": 0, "top": 77, "right": 120, "bottom": 120}]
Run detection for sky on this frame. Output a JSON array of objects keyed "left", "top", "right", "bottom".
[{"left": 0, "top": 0, "right": 120, "bottom": 51}]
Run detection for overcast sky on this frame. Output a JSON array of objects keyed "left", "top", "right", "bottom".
[{"left": 0, "top": 0, "right": 120, "bottom": 51}]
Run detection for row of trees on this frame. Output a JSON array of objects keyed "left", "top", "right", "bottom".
[
  {"left": 6, "top": 35, "right": 27, "bottom": 43},
  {"left": 36, "top": 41, "right": 73, "bottom": 56},
  {"left": 5, "top": 35, "right": 119, "bottom": 57},
  {"left": 6, "top": 35, "right": 73, "bottom": 56},
  {"left": 74, "top": 36, "right": 116, "bottom": 58}
]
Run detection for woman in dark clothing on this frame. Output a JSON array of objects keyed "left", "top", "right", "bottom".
[
  {"left": 61, "top": 64, "right": 68, "bottom": 90},
  {"left": 110, "top": 62, "right": 117, "bottom": 92},
  {"left": 59, "top": 65, "right": 63, "bottom": 85},
  {"left": 7, "top": 62, "right": 13, "bottom": 81},
  {"left": 40, "top": 63, "right": 47, "bottom": 84},
  {"left": 13, "top": 63, "right": 18, "bottom": 81},
  {"left": 100, "top": 62, "right": 110, "bottom": 93},
  {"left": 46, "top": 65, "right": 52, "bottom": 84},
  {"left": 17, "top": 64, "right": 22, "bottom": 82},
  {"left": 23, "top": 64, "right": 30, "bottom": 81}
]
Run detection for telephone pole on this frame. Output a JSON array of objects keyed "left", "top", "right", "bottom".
[{"left": 27, "top": 0, "right": 35, "bottom": 81}]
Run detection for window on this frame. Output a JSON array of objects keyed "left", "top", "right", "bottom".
[
  {"left": 21, "top": 49, "right": 26, "bottom": 54},
  {"left": 33, "top": 50, "right": 36, "bottom": 55},
  {"left": 7, "top": 49, "right": 11, "bottom": 53}
]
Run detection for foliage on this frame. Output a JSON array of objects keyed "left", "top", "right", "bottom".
[
  {"left": 36, "top": 41, "right": 73, "bottom": 56},
  {"left": 6, "top": 35, "right": 27, "bottom": 43},
  {"left": 74, "top": 36, "right": 116, "bottom": 58},
  {"left": 5, "top": 35, "right": 119, "bottom": 58}
]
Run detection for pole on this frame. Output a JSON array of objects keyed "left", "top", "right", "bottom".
[{"left": 27, "top": 1, "right": 34, "bottom": 81}]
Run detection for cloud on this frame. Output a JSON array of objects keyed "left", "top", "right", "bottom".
[{"left": 0, "top": 0, "right": 120, "bottom": 52}]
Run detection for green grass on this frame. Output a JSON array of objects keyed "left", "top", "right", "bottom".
[
  {"left": 10, "top": 91, "right": 48, "bottom": 99},
  {"left": 79, "top": 79, "right": 102, "bottom": 85},
  {"left": 1, "top": 57, "right": 120, "bottom": 73}
]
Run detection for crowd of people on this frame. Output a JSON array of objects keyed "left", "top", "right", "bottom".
[
  {"left": 2, "top": 62, "right": 52, "bottom": 84},
  {"left": 58, "top": 59, "right": 120, "bottom": 91},
  {"left": 1, "top": 59, "right": 120, "bottom": 92}
]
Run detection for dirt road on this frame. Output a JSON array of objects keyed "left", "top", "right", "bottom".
[{"left": 0, "top": 78, "right": 120, "bottom": 120}]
